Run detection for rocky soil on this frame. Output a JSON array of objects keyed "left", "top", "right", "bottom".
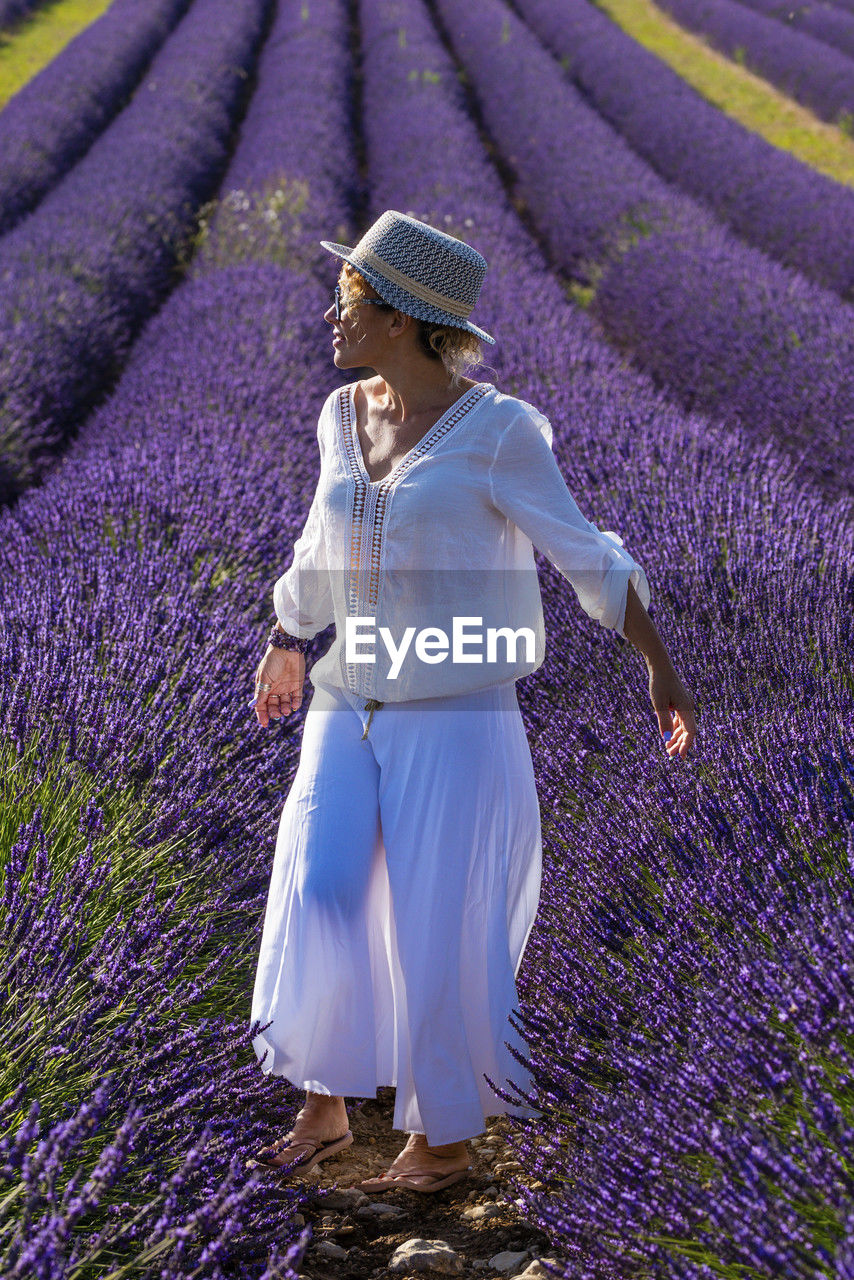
[{"left": 253, "top": 1086, "right": 566, "bottom": 1278}]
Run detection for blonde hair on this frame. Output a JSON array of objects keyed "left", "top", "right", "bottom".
[{"left": 339, "top": 261, "right": 484, "bottom": 387}]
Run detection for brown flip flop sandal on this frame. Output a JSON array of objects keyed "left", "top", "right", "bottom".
[
  {"left": 251, "top": 1129, "right": 354, "bottom": 1173},
  {"left": 358, "top": 1165, "right": 471, "bottom": 1194}
]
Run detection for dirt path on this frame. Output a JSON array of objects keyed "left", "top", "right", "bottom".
[{"left": 260, "top": 1087, "right": 565, "bottom": 1278}]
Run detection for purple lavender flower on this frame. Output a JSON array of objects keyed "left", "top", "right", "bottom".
[
  {"left": 0, "top": 0, "right": 193, "bottom": 237},
  {"left": 0, "top": 0, "right": 271, "bottom": 507}
]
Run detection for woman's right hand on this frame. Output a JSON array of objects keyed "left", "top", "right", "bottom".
[{"left": 252, "top": 646, "right": 305, "bottom": 727}]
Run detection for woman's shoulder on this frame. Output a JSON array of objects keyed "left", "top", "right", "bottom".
[{"left": 481, "top": 385, "right": 553, "bottom": 446}]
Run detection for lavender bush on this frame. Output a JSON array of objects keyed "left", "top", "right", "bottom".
[
  {"left": 359, "top": 0, "right": 854, "bottom": 1270},
  {"left": 0, "top": 0, "right": 193, "bottom": 238},
  {"left": 1, "top": 0, "right": 358, "bottom": 1271},
  {"left": 510, "top": 0, "right": 854, "bottom": 301},
  {"left": 2, "top": 801, "right": 311, "bottom": 1278},
  {"left": 733, "top": 0, "right": 854, "bottom": 60},
  {"left": 0, "top": 0, "right": 272, "bottom": 509},
  {"left": 0, "top": 0, "right": 43, "bottom": 27},
  {"left": 505, "top": 871, "right": 854, "bottom": 1275},
  {"left": 430, "top": 0, "right": 854, "bottom": 504},
  {"left": 652, "top": 0, "right": 854, "bottom": 128}
]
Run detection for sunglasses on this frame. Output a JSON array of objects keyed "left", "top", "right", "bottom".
[{"left": 334, "top": 283, "right": 392, "bottom": 322}]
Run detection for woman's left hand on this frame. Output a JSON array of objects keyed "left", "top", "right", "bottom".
[{"left": 648, "top": 662, "right": 698, "bottom": 759}]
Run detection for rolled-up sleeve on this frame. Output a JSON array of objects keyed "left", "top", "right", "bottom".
[
  {"left": 272, "top": 406, "right": 335, "bottom": 639},
  {"left": 488, "top": 408, "right": 651, "bottom": 638}
]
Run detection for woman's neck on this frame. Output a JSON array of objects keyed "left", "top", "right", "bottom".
[{"left": 363, "top": 366, "right": 476, "bottom": 421}]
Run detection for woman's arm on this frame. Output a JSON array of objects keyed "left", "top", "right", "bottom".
[
  {"left": 272, "top": 397, "right": 336, "bottom": 640},
  {"left": 488, "top": 408, "right": 651, "bottom": 634},
  {"left": 489, "top": 407, "right": 697, "bottom": 758},
  {"left": 623, "top": 580, "right": 698, "bottom": 759},
  {"left": 622, "top": 578, "right": 671, "bottom": 671}
]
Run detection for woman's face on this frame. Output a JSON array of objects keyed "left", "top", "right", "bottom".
[{"left": 323, "top": 274, "right": 394, "bottom": 369}]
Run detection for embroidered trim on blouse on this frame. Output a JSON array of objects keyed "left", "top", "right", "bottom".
[{"left": 338, "top": 382, "right": 491, "bottom": 693}]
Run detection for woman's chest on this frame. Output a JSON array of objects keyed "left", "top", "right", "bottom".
[
  {"left": 318, "top": 446, "right": 501, "bottom": 566},
  {"left": 355, "top": 412, "right": 441, "bottom": 485}
]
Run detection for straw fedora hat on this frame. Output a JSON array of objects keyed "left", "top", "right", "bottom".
[{"left": 320, "top": 209, "right": 496, "bottom": 345}]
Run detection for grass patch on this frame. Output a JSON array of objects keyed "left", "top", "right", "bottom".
[
  {"left": 0, "top": 0, "right": 113, "bottom": 109},
  {"left": 592, "top": 0, "right": 854, "bottom": 188}
]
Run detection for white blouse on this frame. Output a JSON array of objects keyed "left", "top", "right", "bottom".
[{"left": 272, "top": 381, "right": 651, "bottom": 702}]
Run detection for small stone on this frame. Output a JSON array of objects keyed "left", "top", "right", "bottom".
[
  {"left": 314, "top": 1239, "right": 348, "bottom": 1259},
  {"left": 489, "top": 1249, "right": 531, "bottom": 1274},
  {"left": 292, "top": 1213, "right": 305, "bottom": 1226},
  {"left": 320, "top": 1213, "right": 336, "bottom": 1224},
  {"left": 493, "top": 1160, "right": 522, "bottom": 1173},
  {"left": 461, "top": 1204, "right": 503, "bottom": 1221},
  {"left": 483, "top": 1184, "right": 499, "bottom": 1198},
  {"left": 318, "top": 1187, "right": 368, "bottom": 1210},
  {"left": 514, "top": 1263, "right": 550, "bottom": 1279},
  {"left": 357, "top": 1201, "right": 406, "bottom": 1217},
  {"left": 388, "top": 1237, "right": 465, "bottom": 1274}
]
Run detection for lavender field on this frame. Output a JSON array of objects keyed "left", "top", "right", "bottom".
[{"left": 1, "top": 0, "right": 852, "bottom": 1276}]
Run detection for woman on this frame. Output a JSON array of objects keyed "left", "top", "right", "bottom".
[{"left": 249, "top": 210, "right": 697, "bottom": 1193}]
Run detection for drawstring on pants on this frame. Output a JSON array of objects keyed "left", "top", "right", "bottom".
[{"left": 361, "top": 698, "right": 384, "bottom": 741}]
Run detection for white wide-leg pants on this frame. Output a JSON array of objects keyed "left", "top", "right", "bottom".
[{"left": 250, "top": 677, "right": 543, "bottom": 1146}]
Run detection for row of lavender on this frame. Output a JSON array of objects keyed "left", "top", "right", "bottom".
[
  {"left": 653, "top": 0, "right": 854, "bottom": 126},
  {"left": 0, "top": 0, "right": 271, "bottom": 509},
  {"left": 0, "top": 0, "right": 359, "bottom": 1272},
  {"left": 0, "top": 0, "right": 193, "bottom": 237},
  {"left": 504, "top": 0, "right": 854, "bottom": 302},
  {"left": 431, "top": 0, "right": 854, "bottom": 506},
  {"left": 733, "top": 0, "right": 854, "bottom": 60},
  {"left": 359, "top": 0, "right": 854, "bottom": 1274}
]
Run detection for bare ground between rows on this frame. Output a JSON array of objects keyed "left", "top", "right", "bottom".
[{"left": 252, "top": 1085, "right": 562, "bottom": 1278}]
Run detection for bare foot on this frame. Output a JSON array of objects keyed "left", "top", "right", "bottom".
[
  {"left": 359, "top": 1132, "right": 471, "bottom": 1189},
  {"left": 257, "top": 1092, "right": 350, "bottom": 1169}
]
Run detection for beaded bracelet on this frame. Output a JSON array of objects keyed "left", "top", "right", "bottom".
[{"left": 268, "top": 623, "right": 312, "bottom": 654}]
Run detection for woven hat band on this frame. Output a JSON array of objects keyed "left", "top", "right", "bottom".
[{"left": 358, "top": 247, "right": 473, "bottom": 319}]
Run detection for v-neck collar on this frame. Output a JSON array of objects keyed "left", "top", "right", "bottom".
[{"left": 338, "top": 380, "right": 493, "bottom": 488}]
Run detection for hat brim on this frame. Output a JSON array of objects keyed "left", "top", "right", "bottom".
[{"left": 319, "top": 240, "right": 496, "bottom": 345}]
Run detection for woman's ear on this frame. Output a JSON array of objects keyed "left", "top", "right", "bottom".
[{"left": 388, "top": 309, "right": 413, "bottom": 338}]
